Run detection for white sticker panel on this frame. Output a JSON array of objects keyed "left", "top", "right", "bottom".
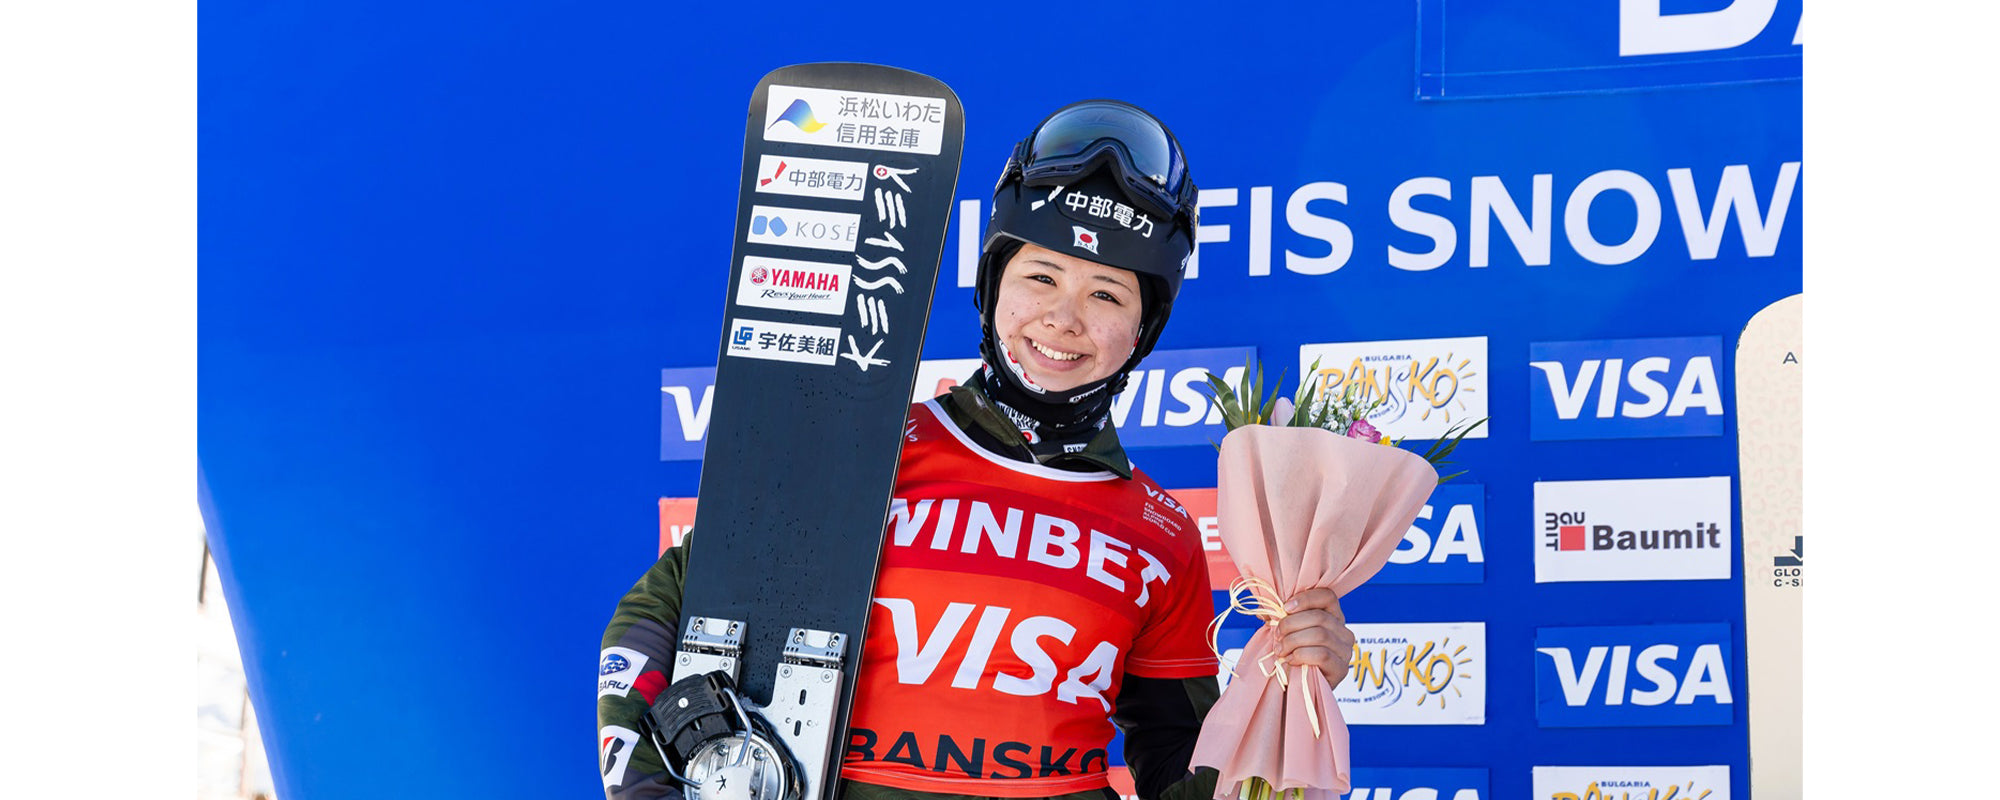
[
  {"left": 735, "top": 255, "right": 851, "bottom": 317},
  {"left": 1531, "top": 765, "right": 1729, "bottom": 800},
  {"left": 1296, "top": 336, "right": 1490, "bottom": 442},
  {"left": 1334, "top": 621, "right": 1486, "bottom": 725},
  {"left": 762, "top": 84, "right": 949, "bottom": 155},
  {"left": 752, "top": 154, "right": 869, "bottom": 201},
  {"left": 724, "top": 318, "right": 840, "bottom": 366},
  {"left": 746, "top": 204, "right": 862, "bottom": 253},
  {"left": 596, "top": 646, "right": 648, "bottom": 699},
  {"left": 1534, "top": 476, "right": 1733, "bottom": 583},
  {"left": 599, "top": 725, "right": 641, "bottom": 790}
]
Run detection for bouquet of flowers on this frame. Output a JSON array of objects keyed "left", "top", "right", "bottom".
[{"left": 1188, "top": 359, "right": 1483, "bottom": 800}]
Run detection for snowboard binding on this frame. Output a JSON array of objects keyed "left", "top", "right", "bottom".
[{"left": 643, "top": 616, "right": 848, "bottom": 800}]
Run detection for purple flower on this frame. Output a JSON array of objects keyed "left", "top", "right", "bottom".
[{"left": 1345, "top": 418, "right": 1382, "bottom": 443}]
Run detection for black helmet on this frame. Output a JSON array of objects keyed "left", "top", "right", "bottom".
[{"left": 974, "top": 100, "right": 1199, "bottom": 378}]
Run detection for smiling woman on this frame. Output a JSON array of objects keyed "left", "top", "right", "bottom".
[
  {"left": 991, "top": 243, "right": 1144, "bottom": 394},
  {"left": 601, "top": 98, "right": 1365, "bottom": 800}
]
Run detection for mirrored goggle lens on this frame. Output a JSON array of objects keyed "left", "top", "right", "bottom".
[{"left": 1025, "top": 101, "right": 1183, "bottom": 190}]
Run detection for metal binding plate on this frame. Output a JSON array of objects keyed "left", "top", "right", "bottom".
[{"left": 674, "top": 616, "right": 745, "bottom": 683}]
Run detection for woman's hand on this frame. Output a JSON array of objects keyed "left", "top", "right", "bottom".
[{"left": 1273, "top": 587, "right": 1357, "bottom": 685}]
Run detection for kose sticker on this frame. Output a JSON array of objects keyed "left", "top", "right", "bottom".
[{"left": 746, "top": 205, "right": 861, "bottom": 253}]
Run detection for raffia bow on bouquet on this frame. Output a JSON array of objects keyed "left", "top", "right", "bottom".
[{"left": 1189, "top": 362, "right": 1481, "bottom": 800}]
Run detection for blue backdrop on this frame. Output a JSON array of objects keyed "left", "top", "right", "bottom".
[{"left": 200, "top": 1, "right": 1800, "bottom": 798}]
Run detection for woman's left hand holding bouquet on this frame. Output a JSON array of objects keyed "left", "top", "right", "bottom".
[{"left": 1270, "top": 587, "right": 1358, "bottom": 686}]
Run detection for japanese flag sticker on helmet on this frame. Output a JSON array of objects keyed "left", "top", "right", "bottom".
[{"left": 1072, "top": 225, "right": 1100, "bottom": 255}]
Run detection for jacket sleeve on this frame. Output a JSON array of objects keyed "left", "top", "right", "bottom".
[
  {"left": 1112, "top": 674, "right": 1222, "bottom": 800},
  {"left": 597, "top": 539, "right": 692, "bottom": 800}
]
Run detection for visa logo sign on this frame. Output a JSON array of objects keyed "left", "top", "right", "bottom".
[
  {"left": 1622, "top": 0, "right": 1800, "bottom": 57},
  {"left": 1419, "top": 0, "right": 1797, "bottom": 99},
  {"left": 660, "top": 367, "right": 717, "bottom": 461},
  {"left": 1528, "top": 337, "right": 1724, "bottom": 440},
  {"left": 1534, "top": 623, "right": 1733, "bottom": 727},
  {"left": 1109, "top": 347, "right": 1254, "bottom": 449},
  {"left": 1374, "top": 483, "right": 1484, "bottom": 585},
  {"left": 1344, "top": 767, "right": 1487, "bottom": 800}
]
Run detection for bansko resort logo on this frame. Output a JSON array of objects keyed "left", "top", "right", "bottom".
[
  {"left": 1375, "top": 482, "right": 1485, "bottom": 585},
  {"left": 1534, "top": 477, "right": 1732, "bottom": 583},
  {"left": 1335, "top": 622, "right": 1485, "bottom": 725},
  {"left": 1528, "top": 336, "right": 1726, "bottom": 440},
  {"left": 1532, "top": 765, "right": 1730, "bottom": 800},
  {"left": 1533, "top": 623, "right": 1733, "bottom": 727},
  {"left": 1347, "top": 767, "right": 1487, "bottom": 800},
  {"left": 1297, "top": 336, "right": 1490, "bottom": 442}
]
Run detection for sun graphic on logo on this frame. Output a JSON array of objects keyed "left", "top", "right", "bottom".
[
  {"left": 1416, "top": 353, "right": 1481, "bottom": 423},
  {"left": 1410, "top": 636, "right": 1476, "bottom": 708}
]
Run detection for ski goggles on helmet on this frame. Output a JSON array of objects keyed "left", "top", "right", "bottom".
[{"left": 1004, "top": 100, "right": 1197, "bottom": 225}]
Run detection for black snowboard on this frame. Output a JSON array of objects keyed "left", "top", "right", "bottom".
[{"left": 674, "top": 62, "right": 963, "bottom": 799}]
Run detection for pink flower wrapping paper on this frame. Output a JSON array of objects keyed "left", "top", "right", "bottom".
[{"left": 1188, "top": 424, "right": 1439, "bottom": 800}]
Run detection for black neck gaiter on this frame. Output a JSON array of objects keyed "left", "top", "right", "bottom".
[{"left": 968, "top": 354, "right": 1113, "bottom": 460}]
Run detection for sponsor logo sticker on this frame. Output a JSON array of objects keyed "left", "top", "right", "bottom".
[
  {"left": 1528, "top": 337, "right": 1726, "bottom": 440},
  {"left": 1531, "top": 765, "right": 1730, "bottom": 800},
  {"left": 1072, "top": 225, "right": 1100, "bottom": 255},
  {"left": 1534, "top": 623, "right": 1734, "bottom": 727},
  {"left": 763, "top": 84, "right": 949, "bottom": 156},
  {"left": 659, "top": 366, "right": 717, "bottom": 461},
  {"left": 1770, "top": 534, "right": 1803, "bottom": 588},
  {"left": 734, "top": 255, "right": 851, "bottom": 316},
  {"left": 597, "top": 646, "right": 648, "bottom": 699},
  {"left": 1348, "top": 767, "right": 1489, "bottom": 800},
  {"left": 724, "top": 318, "right": 840, "bottom": 366},
  {"left": 1376, "top": 482, "right": 1485, "bottom": 585},
  {"left": 1335, "top": 622, "right": 1486, "bottom": 725},
  {"left": 1106, "top": 346, "right": 1257, "bottom": 448},
  {"left": 754, "top": 154, "right": 869, "bottom": 201},
  {"left": 1534, "top": 477, "right": 1732, "bottom": 582},
  {"left": 599, "top": 725, "right": 640, "bottom": 789},
  {"left": 747, "top": 205, "right": 861, "bottom": 253},
  {"left": 1297, "top": 336, "right": 1490, "bottom": 442}
]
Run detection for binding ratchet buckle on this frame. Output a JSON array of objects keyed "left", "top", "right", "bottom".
[{"left": 643, "top": 617, "right": 847, "bottom": 800}]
